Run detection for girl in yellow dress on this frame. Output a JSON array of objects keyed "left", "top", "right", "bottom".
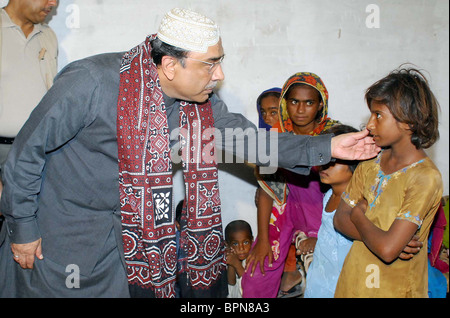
[{"left": 333, "top": 67, "right": 443, "bottom": 298}]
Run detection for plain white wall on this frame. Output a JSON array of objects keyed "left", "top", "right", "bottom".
[{"left": 2, "top": 0, "right": 448, "bottom": 235}]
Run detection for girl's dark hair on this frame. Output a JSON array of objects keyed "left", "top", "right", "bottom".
[
  {"left": 224, "top": 220, "right": 253, "bottom": 243},
  {"left": 257, "top": 91, "right": 281, "bottom": 106},
  {"left": 150, "top": 37, "right": 189, "bottom": 66},
  {"left": 365, "top": 66, "right": 440, "bottom": 149},
  {"left": 323, "top": 124, "right": 360, "bottom": 173}
]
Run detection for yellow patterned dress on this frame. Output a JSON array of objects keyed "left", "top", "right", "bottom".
[{"left": 334, "top": 153, "right": 443, "bottom": 298}]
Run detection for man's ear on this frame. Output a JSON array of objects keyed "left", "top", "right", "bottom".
[{"left": 160, "top": 56, "right": 177, "bottom": 81}]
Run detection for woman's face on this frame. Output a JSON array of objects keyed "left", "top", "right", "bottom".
[{"left": 285, "top": 85, "right": 323, "bottom": 134}]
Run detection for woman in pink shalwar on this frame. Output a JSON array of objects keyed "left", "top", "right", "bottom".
[{"left": 242, "top": 73, "right": 339, "bottom": 298}]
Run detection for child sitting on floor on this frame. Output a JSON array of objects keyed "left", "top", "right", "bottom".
[
  {"left": 225, "top": 220, "right": 254, "bottom": 298},
  {"left": 303, "top": 124, "right": 359, "bottom": 298}
]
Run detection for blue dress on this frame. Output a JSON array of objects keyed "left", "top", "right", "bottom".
[{"left": 304, "top": 189, "right": 353, "bottom": 298}]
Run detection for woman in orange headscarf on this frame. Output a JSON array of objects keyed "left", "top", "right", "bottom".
[{"left": 243, "top": 72, "right": 339, "bottom": 298}]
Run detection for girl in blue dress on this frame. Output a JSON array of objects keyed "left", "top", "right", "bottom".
[{"left": 303, "top": 124, "right": 359, "bottom": 298}]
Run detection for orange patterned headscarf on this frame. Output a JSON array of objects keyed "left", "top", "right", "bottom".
[
  {"left": 258, "top": 72, "right": 340, "bottom": 206},
  {"left": 273, "top": 72, "right": 338, "bottom": 136}
]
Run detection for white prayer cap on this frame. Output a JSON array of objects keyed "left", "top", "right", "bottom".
[{"left": 157, "top": 8, "right": 220, "bottom": 53}]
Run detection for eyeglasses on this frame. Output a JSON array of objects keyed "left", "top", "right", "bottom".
[{"left": 186, "top": 56, "right": 224, "bottom": 74}]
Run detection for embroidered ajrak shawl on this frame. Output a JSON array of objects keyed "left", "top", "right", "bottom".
[{"left": 117, "top": 34, "right": 225, "bottom": 298}]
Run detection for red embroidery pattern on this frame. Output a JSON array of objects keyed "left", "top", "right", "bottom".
[
  {"left": 117, "top": 35, "right": 225, "bottom": 298},
  {"left": 178, "top": 102, "right": 225, "bottom": 290}
]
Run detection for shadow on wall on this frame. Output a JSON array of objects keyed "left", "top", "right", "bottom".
[{"left": 45, "top": 1, "right": 78, "bottom": 71}]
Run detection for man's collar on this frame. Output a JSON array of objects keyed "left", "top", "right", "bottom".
[
  {"left": 162, "top": 90, "right": 177, "bottom": 108},
  {"left": 1, "top": 9, "right": 15, "bottom": 28}
]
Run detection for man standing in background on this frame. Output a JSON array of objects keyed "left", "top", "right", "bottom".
[{"left": 0, "top": 0, "right": 58, "bottom": 207}]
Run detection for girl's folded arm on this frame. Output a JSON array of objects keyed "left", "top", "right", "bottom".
[
  {"left": 333, "top": 199, "right": 362, "bottom": 241},
  {"left": 350, "top": 204, "right": 419, "bottom": 263}
]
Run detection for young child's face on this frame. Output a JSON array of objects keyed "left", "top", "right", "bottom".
[
  {"left": 318, "top": 161, "right": 353, "bottom": 186},
  {"left": 285, "top": 85, "right": 323, "bottom": 133},
  {"left": 260, "top": 95, "right": 280, "bottom": 127},
  {"left": 227, "top": 230, "right": 253, "bottom": 261},
  {"left": 367, "top": 101, "right": 410, "bottom": 148}
]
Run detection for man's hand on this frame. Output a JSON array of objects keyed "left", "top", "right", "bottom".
[
  {"left": 11, "top": 238, "right": 43, "bottom": 269},
  {"left": 331, "top": 129, "right": 381, "bottom": 161}
]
